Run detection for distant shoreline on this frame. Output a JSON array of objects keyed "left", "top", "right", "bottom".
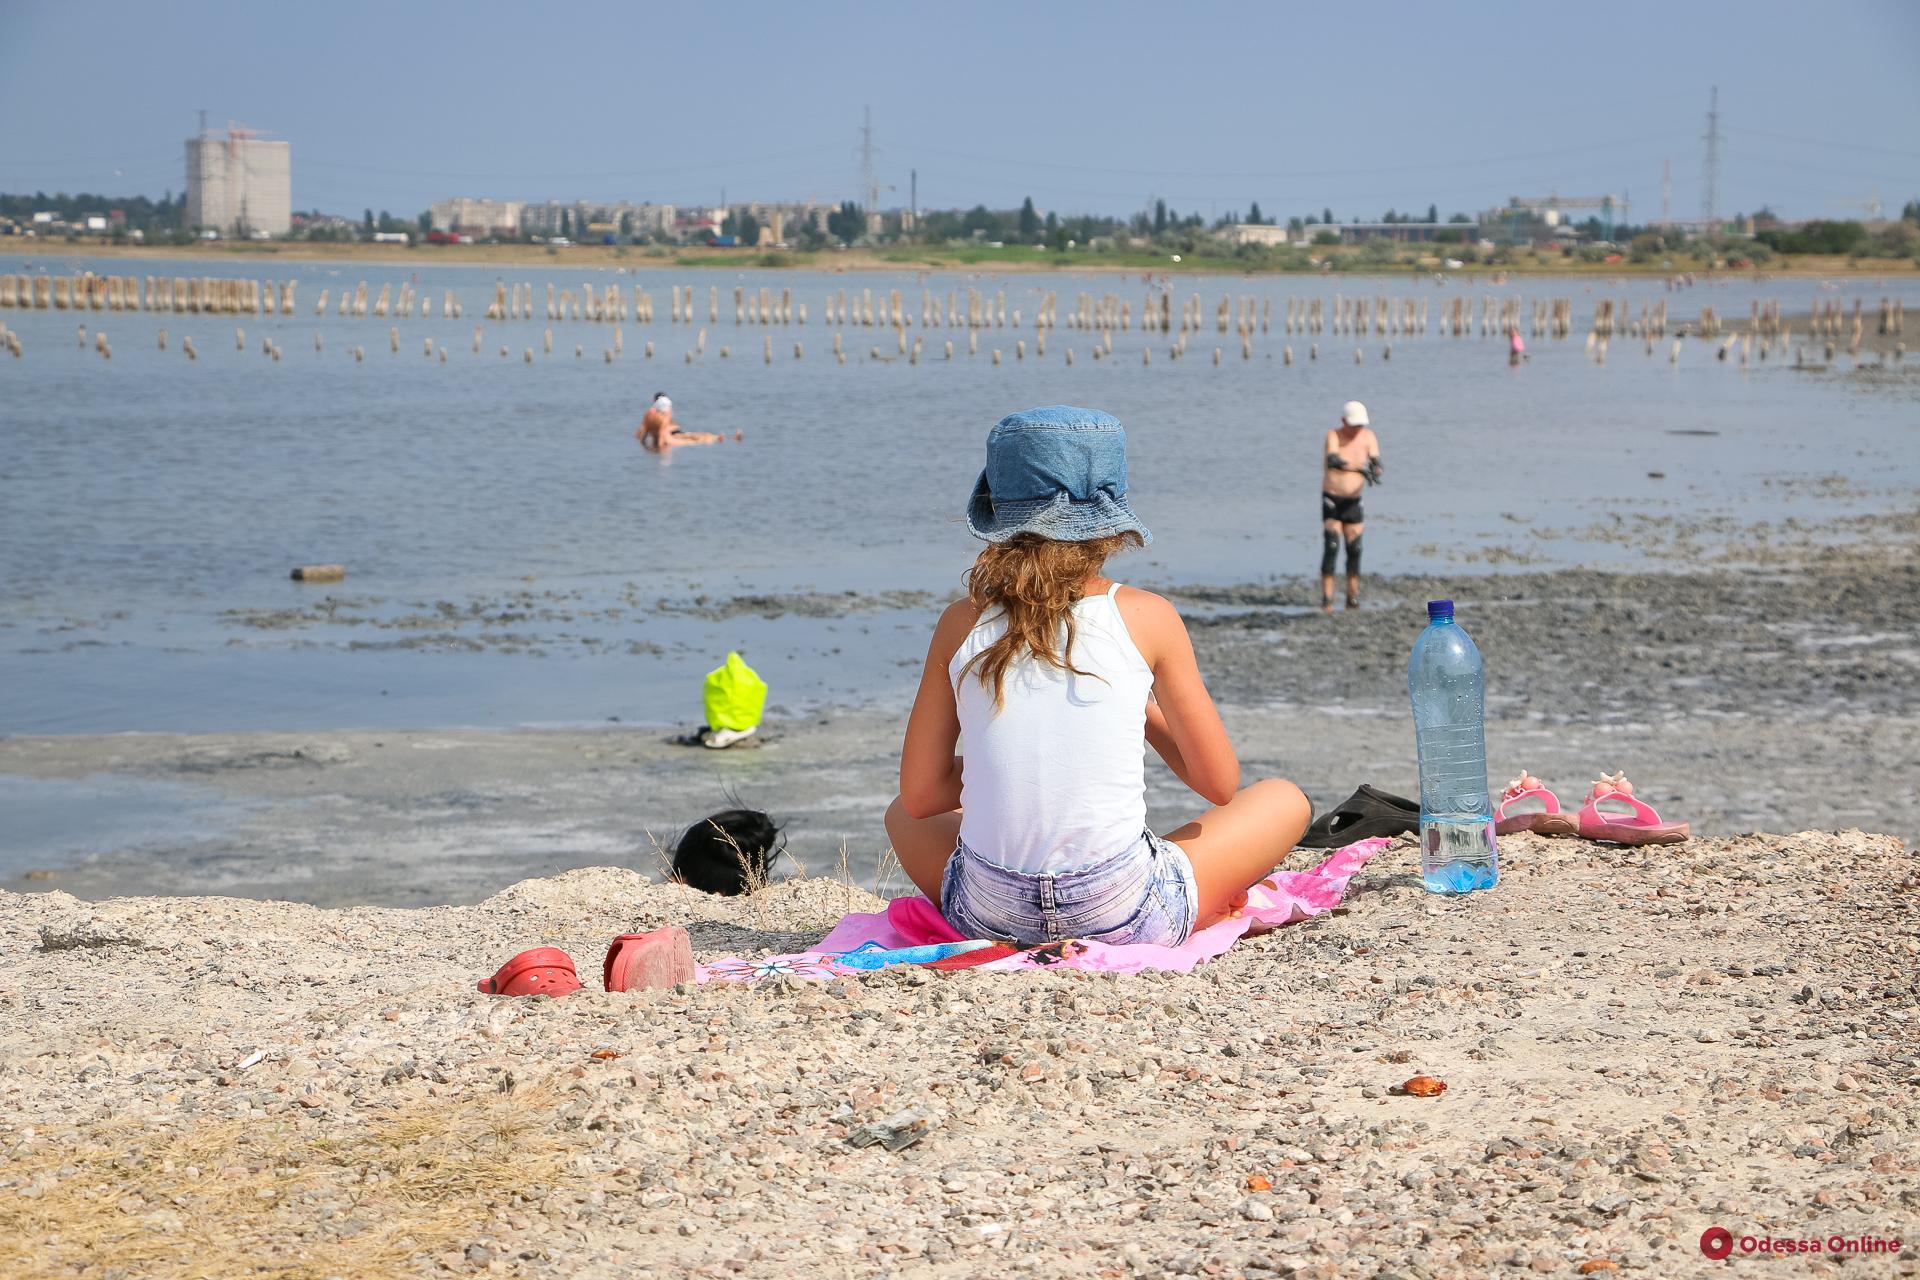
[{"left": 4, "top": 237, "right": 1913, "bottom": 279}]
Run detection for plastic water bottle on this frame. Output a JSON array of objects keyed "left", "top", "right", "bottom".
[{"left": 1407, "top": 599, "right": 1498, "bottom": 893}]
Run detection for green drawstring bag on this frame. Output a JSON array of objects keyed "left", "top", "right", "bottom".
[{"left": 702, "top": 651, "right": 767, "bottom": 732}]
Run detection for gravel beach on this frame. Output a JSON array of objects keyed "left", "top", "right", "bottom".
[{"left": 3, "top": 828, "right": 1915, "bottom": 1278}]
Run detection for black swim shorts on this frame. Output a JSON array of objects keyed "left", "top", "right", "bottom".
[{"left": 1321, "top": 491, "right": 1364, "bottom": 524}]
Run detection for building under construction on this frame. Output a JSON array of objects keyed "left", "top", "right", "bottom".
[
  {"left": 185, "top": 124, "right": 290, "bottom": 237},
  {"left": 1485, "top": 194, "right": 1630, "bottom": 242}
]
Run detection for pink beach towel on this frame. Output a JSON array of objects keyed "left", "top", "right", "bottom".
[{"left": 696, "top": 838, "right": 1388, "bottom": 984}]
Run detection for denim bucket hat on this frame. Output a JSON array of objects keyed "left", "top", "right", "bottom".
[{"left": 964, "top": 405, "right": 1152, "bottom": 545}]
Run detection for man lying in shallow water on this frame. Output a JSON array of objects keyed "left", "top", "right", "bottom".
[{"left": 637, "top": 392, "right": 723, "bottom": 450}]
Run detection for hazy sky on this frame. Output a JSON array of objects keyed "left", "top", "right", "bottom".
[{"left": 3, "top": 0, "right": 1916, "bottom": 223}]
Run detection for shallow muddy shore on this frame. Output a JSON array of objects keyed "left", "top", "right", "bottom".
[
  {"left": 1, "top": 829, "right": 1914, "bottom": 1278},
  {"left": 4, "top": 524, "right": 1916, "bottom": 905}
]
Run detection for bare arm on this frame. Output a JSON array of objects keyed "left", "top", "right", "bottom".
[
  {"left": 898, "top": 599, "right": 976, "bottom": 818},
  {"left": 1119, "top": 588, "right": 1239, "bottom": 805},
  {"left": 1324, "top": 429, "right": 1351, "bottom": 472},
  {"left": 1144, "top": 694, "right": 1198, "bottom": 792}
]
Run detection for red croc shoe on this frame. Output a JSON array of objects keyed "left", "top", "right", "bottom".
[
  {"left": 603, "top": 927, "right": 695, "bottom": 992},
  {"left": 478, "top": 947, "right": 583, "bottom": 997}
]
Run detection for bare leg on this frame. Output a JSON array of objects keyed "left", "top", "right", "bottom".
[
  {"left": 883, "top": 796, "right": 961, "bottom": 902},
  {"left": 1342, "top": 520, "right": 1364, "bottom": 609},
  {"left": 1163, "top": 779, "right": 1312, "bottom": 930},
  {"left": 1319, "top": 518, "right": 1340, "bottom": 613}
]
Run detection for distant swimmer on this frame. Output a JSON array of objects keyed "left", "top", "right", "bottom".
[{"left": 637, "top": 392, "right": 721, "bottom": 450}]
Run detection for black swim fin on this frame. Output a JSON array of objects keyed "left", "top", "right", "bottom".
[{"left": 1298, "top": 783, "right": 1420, "bottom": 849}]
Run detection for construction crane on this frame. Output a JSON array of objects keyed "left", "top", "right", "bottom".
[
  {"left": 226, "top": 121, "right": 257, "bottom": 238},
  {"left": 1827, "top": 191, "right": 1884, "bottom": 220},
  {"left": 1506, "top": 193, "right": 1631, "bottom": 240}
]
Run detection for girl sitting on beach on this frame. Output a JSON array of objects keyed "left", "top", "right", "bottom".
[{"left": 884, "top": 406, "right": 1311, "bottom": 947}]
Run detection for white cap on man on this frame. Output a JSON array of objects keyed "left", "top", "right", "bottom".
[
  {"left": 652, "top": 394, "right": 671, "bottom": 412},
  {"left": 1341, "top": 400, "right": 1369, "bottom": 427}
]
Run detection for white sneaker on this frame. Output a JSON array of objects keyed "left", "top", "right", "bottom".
[{"left": 702, "top": 725, "right": 757, "bottom": 749}]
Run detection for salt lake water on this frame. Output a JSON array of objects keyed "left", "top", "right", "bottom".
[{"left": 3, "top": 254, "right": 1916, "bottom": 733}]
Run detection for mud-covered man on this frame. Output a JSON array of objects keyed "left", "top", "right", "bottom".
[{"left": 1320, "top": 400, "right": 1382, "bottom": 612}]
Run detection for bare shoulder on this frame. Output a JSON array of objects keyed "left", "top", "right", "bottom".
[
  {"left": 1363, "top": 426, "right": 1382, "bottom": 448},
  {"left": 930, "top": 596, "right": 982, "bottom": 658},
  {"left": 939, "top": 594, "right": 981, "bottom": 621},
  {"left": 1113, "top": 586, "right": 1185, "bottom": 661},
  {"left": 1114, "top": 584, "right": 1175, "bottom": 615}
]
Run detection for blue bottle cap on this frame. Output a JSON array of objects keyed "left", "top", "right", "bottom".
[{"left": 1427, "top": 599, "right": 1454, "bottom": 619}]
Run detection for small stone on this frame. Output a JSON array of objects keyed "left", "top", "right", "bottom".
[
  {"left": 465, "top": 1244, "right": 492, "bottom": 1265},
  {"left": 1241, "top": 1199, "right": 1274, "bottom": 1222}
]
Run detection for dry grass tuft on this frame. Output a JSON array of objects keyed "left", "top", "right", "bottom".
[
  {"left": 873, "top": 844, "right": 904, "bottom": 899},
  {"left": 706, "top": 819, "right": 770, "bottom": 930},
  {"left": 641, "top": 825, "right": 674, "bottom": 882},
  {"left": 0, "top": 1079, "right": 575, "bottom": 1279},
  {"left": 835, "top": 841, "right": 857, "bottom": 914}
]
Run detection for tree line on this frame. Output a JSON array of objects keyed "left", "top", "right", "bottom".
[{"left": 0, "top": 191, "right": 185, "bottom": 231}]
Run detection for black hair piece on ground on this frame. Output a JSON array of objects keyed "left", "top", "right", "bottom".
[{"left": 670, "top": 806, "right": 784, "bottom": 896}]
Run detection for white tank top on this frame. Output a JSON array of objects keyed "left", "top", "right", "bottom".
[{"left": 949, "top": 583, "right": 1152, "bottom": 872}]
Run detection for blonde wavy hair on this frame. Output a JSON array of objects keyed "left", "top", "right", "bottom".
[{"left": 959, "top": 532, "right": 1142, "bottom": 708}]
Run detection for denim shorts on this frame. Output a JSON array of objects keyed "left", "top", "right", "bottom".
[{"left": 939, "top": 830, "right": 1199, "bottom": 948}]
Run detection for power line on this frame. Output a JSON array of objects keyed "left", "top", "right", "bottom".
[
  {"left": 296, "top": 145, "right": 845, "bottom": 184},
  {"left": 892, "top": 132, "right": 1691, "bottom": 183},
  {"left": 1725, "top": 127, "right": 1920, "bottom": 160}
]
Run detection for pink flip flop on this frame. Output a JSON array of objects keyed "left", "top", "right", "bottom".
[
  {"left": 1494, "top": 771, "right": 1577, "bottom": 836},
  {"left": 1575, "top": 772, "right": 1689, "bottom": 846},
  {"left": 478, "top": 947, "right": 583, "bottom": 997}
]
